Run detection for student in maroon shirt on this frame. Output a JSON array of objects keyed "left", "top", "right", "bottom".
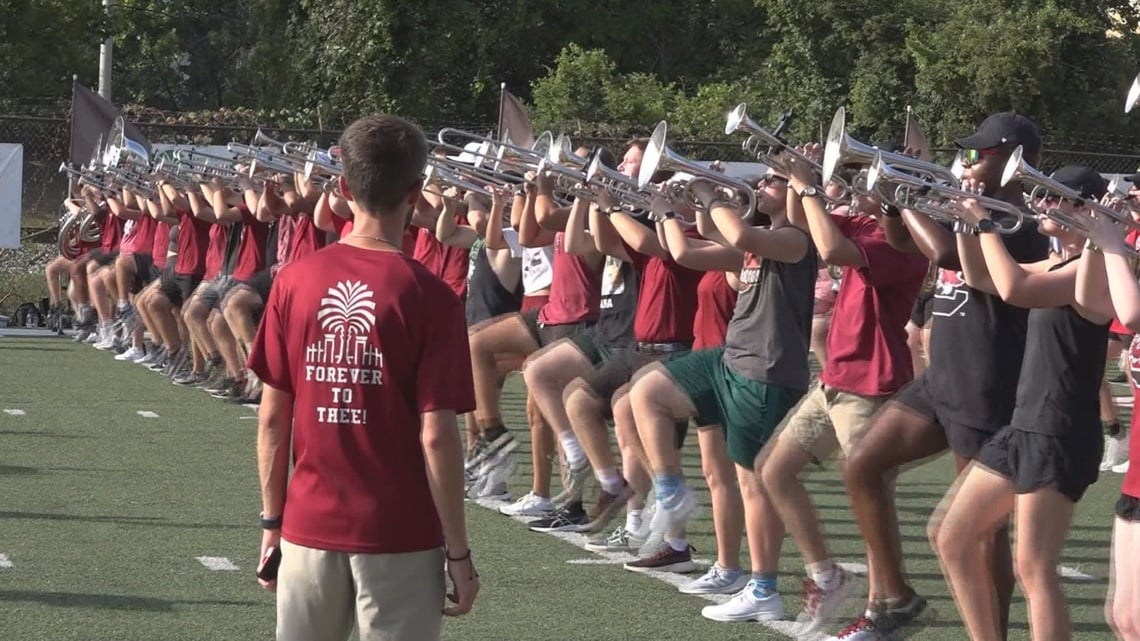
[
  {"left": 249, "top": 115, "right": 478, "bottom": 641},
  {"left": 750, "top": 149, "right": 927, "bottom": 628}
]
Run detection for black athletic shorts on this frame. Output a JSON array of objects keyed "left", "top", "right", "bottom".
[
  {"left": 891, "top": 373, "right": 994, "bottom": 460},
  {"left": 909, "top": 290, "right": 934, "bottom": 328},
  {"left": 585, "top": 344, "right": 691, "bottom": 417},
  {"left": 1116, "top": 494, "right": 1140, "bottom": 521},
  {"left": 89, "top": 249, "right": 118, "bottom": 268},
  {"left": 247, "top": 269, "right": 274, "bottom": 304},
  {"left": 520, "top": 309, "right": 592, "bottom": 348},
  {"left": 160, "top": 273, "right": 204, "bottom": 308},
  {"left": 975, "top": 426, "right": 1103, "bottom": 503},
  {"left": 131, "top": 254, "right": 160, "bottom": 293}
]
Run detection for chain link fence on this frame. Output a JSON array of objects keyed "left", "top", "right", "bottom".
[{"left": 6, "top": 113, "right": 1140, "bottom": 229}]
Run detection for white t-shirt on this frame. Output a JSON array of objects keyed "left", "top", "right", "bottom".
[{"left": 522, "top": 245, "right": 554, "bottom": 295}]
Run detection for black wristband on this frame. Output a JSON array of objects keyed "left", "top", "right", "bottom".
[
  {"left": 446, "top": 549, "right": 472, "bottom": 562},
  {"left": 260, "top": 512, "right": 282, "bottom": 530},
  {"left": 882, "top": 205, "right": 901, "bottom": 218}
]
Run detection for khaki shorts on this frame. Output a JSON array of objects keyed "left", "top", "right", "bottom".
[
  {"left": 276, "top": 539, "right": 446, "bottom": 641},
  {"left": 779, "top": 382, "right": 889, "bottom": 464}
]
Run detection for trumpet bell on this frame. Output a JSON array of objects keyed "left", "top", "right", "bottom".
[
  {"left": 1000, "top": 145, "right": 1026, "bottom": 189},
  {"left": 639, "top": 122, "right": 670, "bottom": 188},
  {"left": 724, "top": 103, "right": 750, "bottom": 136},
  {"left": 821, "top": 107, "right": 850, "bottom": 185},
  {"left": 823, "top": 106, "right": 957, "bottom": 186},
  {"left": 1127, "top": 72, "right": 1140, "bottom": 114}
]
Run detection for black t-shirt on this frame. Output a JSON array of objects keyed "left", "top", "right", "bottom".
[
  {"left": 593, "top": 255, "right": 639, "bottom": 349},
  {"left": 466, "top": 238, "right": 522, "bottom": 325},
  {"left": 1010, "top": 258, "right": 1108, "bottom": 435},
  {"left": 926, "top": 220, "right": 1050, "bottom": 431},
  {"left": 221, "top": 220, "right": 244, "bottom": 276}
]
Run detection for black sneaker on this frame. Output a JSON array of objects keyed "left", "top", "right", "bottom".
[
  {"left": 173, "top": 371, "right": 205, "bottom": 386},
  {"left": 623, "top": 542, "right": 697, "bottom": 573},
  {"left": 528, "top": 502, "right": 590, "bottom": 533},
  {"left": 208, "top": 377, "right": 238, "bottom": 399}
]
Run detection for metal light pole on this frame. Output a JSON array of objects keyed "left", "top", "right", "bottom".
[{"left": 98, "top": 0, "right": 114, "bottom": 100}]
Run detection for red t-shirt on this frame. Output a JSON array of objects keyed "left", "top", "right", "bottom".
[
  {"left": 289, "top": 214, "right": 328, "bottom": 264},
  {"left": 329, "top": 213, "right": 354, "bottom": 239},
  {"left": 538, "top": 232, "right": 602, "bottom": 326},
  {"left": 1110, "top": 230, "right": 1140, "bottom": 336},
  {"left": 151, "top": 220, "right": 171, "bottom": 270},
  {"left": 175, "top": 210, "right": 212, "bottom": 276},
  {"left": 120, "top": 214, "right": 157, "bottom": 256},
  {"left": 402, "top": 228, "right": 418, "bottom": 255},
  {"left": 412, "top": 224, "right": 469, "bottom": 301},
  {"left": 232, "top": 205, "right": 270, "bottom": 282},
  {"left": 624, "top": 236, "right": 703, "bottom": 343},
  {"left": 99, "top": 211, "right": 125, "bottom": 254},
  {"left": 820, "top": 215, "right": 928, "bottom": 396},
  {"left": 204, "top": 223, "right": 231, "bottom": 280},
  {"left": 694, "top": 271, "right": 738, "bottom": 350},
  {"left": 246, "top": 244, "right": 475, "bottom": 554},
  {"left": 1125, "top": 335, "right": 1140, "bottom": 499}
]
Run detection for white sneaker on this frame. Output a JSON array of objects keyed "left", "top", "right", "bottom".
[
  {"left": 94, "top": 335, "right": 117, "bottom": 350},
  {"left": 499, "top": 492, "right": 553, "bottom": 517},
  {"left": 679, "top": 563, "right": 750, "bottom": 595},
  {"left": 115, "top": 346, "right": 145, "bottom": 361},
  {"left": 1102, "top": 431, "right": 1130, "bottom": 471},
  {"left": 701, "top": 582, "right": 785, "bottom": 622},
  {"left": 800, "top": 567, "right": 860, "bottom": 629},
  {"left": 1114, "top": 460, "right": 1130, "bottom": 474},
  {"left": 648, "top": 487, "right": 698, "bottom": 537}
]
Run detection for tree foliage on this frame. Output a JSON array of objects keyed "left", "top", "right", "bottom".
[{"left": 3, "top": 0, "right": 1140, "bottom": 151}]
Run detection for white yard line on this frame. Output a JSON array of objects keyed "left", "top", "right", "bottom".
[
  {"left": 195, "top": 556, "right": 239, "bottom": 571},
  {"left": 136, "top": 411, "right": 160, "bottom": 418},
  {"left": 0, "top": 554, "right": 12, "bottom": 568},
  {"left": 3, "top": 409, "right": 26, "bottom": 416},
  {"left": 472, "top": 497, "right": 823, "bottom": 640},
  {"left": 1057, "top": 565, "right": 1097, "bottom": 582}
]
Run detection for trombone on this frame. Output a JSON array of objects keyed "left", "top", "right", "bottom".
[
  {"left": 640, "top": 121, "right": 757, "bottom": 221},
  {"left": 867, "top": 152, "right": 1024, "bottom": 234},
  {"left": 1001, "top": 145, "right": 1140, "bottom": 230}
]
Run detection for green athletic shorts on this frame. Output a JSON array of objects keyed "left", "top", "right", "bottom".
[{"left": 664, "top": 346, "right": 803, "bottom": 467}]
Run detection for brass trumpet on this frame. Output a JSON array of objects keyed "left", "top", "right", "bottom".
[
  {"left": 868, "top": 152, "right": 1024, "bottom": 234},
  {"left": 641, "top": 121, "right": 757, "bottom": 220},
  {"left": 1001, "top": 145, "right": 1140, "bottom": 230},
  {"left": 822, "top": 107, "right": 960, "bottom": 187}
]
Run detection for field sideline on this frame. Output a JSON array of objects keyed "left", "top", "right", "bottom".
[{"left": 0, "top": 333, "right": 1124, "bottom": 640}]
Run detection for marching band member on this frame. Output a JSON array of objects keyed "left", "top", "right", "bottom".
[
  {"left": 69, "top": 186, "right": 124, "bottom": 341},
  {"left": 936, "top": 167, "right": 1113, "bottom": 641},
  {"left": 629, "top": 162, "right": 813, "bottom": 621},
  {"left": 754, "top": 149, "right": 928, "bottom": 629},
  {"left": 840, "top": 114, "right": 1049, "bottom": 641},
  {"left": 1076, "top": 206, "right": 1140, "bottom": 641}
]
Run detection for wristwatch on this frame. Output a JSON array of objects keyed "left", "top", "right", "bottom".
[
  {"left": 798, "top": 186, "right": 821, "bottom": 199},
  {"left": 260, "top": 512, "right": 283, "bottom": 530},
  {"left": 974, "top": 218, "right": 997, "bottom": 234}
]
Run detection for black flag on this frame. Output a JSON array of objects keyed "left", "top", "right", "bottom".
[{"left": 69, "top": 80, "right": 151, "bottom": 168}]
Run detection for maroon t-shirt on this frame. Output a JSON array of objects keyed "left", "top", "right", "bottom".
[
  {"left": 412, "top": 223, "right": 469, "bottom": 301},
  {"left": 232, "top": 205, "right": 270, "bottom": 282},
  {"left": 246, "top": 244, "right": 475, "bottom": 554},
  {"left": 1125, "top": 335, "right": 1140, "bottom": 499},
  {"left": 694, "top": 271, "right": 738, "bottom": 350},
  {"left": 175, "top": 209, "right": 212, "bottom": 276},
  {"left": 120, "top": 214, "right": 157, "bottom": 256},
  {"left": 100, "top": 213, "right": 125, "bottom": 253},
  {"left": 623, "top": 237, "right": 702, "bottom": 343},
  {"left": 151, "top": 220, "right": 171, "bottom": 270},
  {"left": 538, "top": 232, "right": 601, "bottom": 326},
  {"left": 204, "top": 224, "right": 231, "bottom": 280},
  {"left": 820, "top": 215, "right": 928, "bottom": 396},
  {"left": 289, "top": 214, "right": 328, "bottom": 264},
  {"left": 329, "top": 213, "right": 354, "bottom": 239}
]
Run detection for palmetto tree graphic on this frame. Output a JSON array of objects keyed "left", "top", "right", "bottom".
[{"left": 316, "top": 281, "right": 377, "bottom": 364}]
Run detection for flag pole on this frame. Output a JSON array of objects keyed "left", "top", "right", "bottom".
[
  {"left": 497, "top": 82, "right": 507, "bottom": 141},
  {"left": 904, "top": 104, "right": 913, "bottom": 147}
]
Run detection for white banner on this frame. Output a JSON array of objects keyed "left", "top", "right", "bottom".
[{"left": 0, "top": 144, "right": 22, "bottom": 249}]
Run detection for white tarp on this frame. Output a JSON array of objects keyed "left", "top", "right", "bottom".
[{"left": 0, "top": 144, "right": 22, "bottom": 249}]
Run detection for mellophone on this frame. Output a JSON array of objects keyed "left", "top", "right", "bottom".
[{"left": 56, "top": 80, "right": 1140, "bottom": 261}]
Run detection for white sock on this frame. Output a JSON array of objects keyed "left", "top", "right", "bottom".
[
  {"left": 595, "top": 468, "right": 623, "bottom": 494},
  {"left": 809, "top": 560, "right": 839, "bottom": 591},
  {"left": 625, "top": 509, "right": 642, "bottom": 533},
  {"left": 557, "top": 432, "right": 587, "bottom": 468},
  {"left": 666, "top": 537, "right": 688, "bottom": 552}
]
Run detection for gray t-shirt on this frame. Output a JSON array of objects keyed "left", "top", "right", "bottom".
[{"left": 722, "top": 229, "right": 816, "bottom": 392}]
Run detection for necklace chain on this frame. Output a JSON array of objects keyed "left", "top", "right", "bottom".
[{"left": 346, "top": 232, "right": 401, "bottom": 251}]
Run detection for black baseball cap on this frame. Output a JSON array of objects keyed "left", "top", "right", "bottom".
[
  {"left": 955, "top": 112, "right": 1041, "bottom": 154},
  {"left": 1050, "top": 165, "right": 1107, "bottom": 200}
]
